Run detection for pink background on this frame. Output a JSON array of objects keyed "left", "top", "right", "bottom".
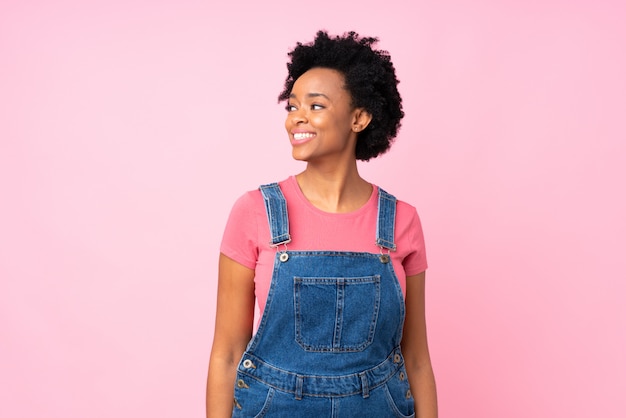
[{"left": 2, "top": 0, "right": 625, "bottom": 417}]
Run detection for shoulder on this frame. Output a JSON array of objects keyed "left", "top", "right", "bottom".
[
  {"left": 375, "top": 187, "right": 425, "bottom": 244},
  {"left": 230, "top": 188, "right": 263, "bottom": 213},
  {"left": 375, "top": 186, "right": 421, "bottom": 223},
  {"left": 231, "top": 177, "right": 293, "bottom": 212},
  {"left": 376, "top": 187, "right": 427, "bottom": 272},
  {"left": 396, "top": 199, "right": 420, "bottom": 224}
]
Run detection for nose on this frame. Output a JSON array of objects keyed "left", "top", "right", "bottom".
[{"left": 289, "top": 108, "right": 307, "bottom": 125}]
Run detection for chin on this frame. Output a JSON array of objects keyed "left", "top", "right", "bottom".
[{"left": 291, "top": 150, "right": 310, "bottom": 162}]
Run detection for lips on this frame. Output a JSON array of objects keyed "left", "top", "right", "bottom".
[
  {"left": 290, "top": 131, "right": 316, "bottom": 146},
  {"left": 293, "top": 132, "right": 316, "bottom": 141}
]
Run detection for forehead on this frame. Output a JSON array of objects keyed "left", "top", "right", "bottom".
[{"left": 291, "top": 67, "right": 347, "bottom": 96}]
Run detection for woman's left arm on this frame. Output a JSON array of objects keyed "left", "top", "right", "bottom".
[{"left": 402, "top": 271, "right": 438, "bottom": 418}]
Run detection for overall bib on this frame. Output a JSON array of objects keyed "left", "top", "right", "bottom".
[{"left": 232, "top": 183, "right": 415, "bottom": 418}]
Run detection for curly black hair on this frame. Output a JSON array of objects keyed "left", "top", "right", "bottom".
[{"left": 278, "top": 30, "right": 404, "bottom": 161}]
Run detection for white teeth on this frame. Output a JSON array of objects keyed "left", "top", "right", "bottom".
[{"left": 293, "top": 132, "right": 315, "bottom": 141}]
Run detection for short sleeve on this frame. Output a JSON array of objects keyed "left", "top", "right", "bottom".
[
  {"left": 219, "top": 191, "right": 261, "bottom": 270},
  {"left": 402, "top": 208, "right": 428, "bottom": 277}
]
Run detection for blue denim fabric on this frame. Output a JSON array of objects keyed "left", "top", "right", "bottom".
[{"left": 232, "top": 183, "right": 414, "bottom": 417}]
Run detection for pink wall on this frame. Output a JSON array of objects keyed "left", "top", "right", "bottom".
[{"left": 2, "top": 0, "right": 625, "bottom": 417}]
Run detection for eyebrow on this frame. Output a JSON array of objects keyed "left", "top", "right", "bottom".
[{"left": 289, "top": 92, "right": 330, "bottom": 100}]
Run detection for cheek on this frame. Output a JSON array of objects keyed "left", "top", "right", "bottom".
[
  {"left": 328, "top": 115, "right": 352, "bottom": 134},
  {"left": 309, "top": 114, "right": 328, "bottom": 129}
]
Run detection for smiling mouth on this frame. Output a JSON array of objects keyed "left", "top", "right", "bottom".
[{"left": 293, "top": 132, "right": 316, "bottom": 141}]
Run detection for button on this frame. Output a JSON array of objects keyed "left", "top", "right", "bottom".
[
  {"left": 233, "top": 398, "right": 242, "bottom": 409},
  {"left": 242, "top": 359, "right": 255, "bottom": 369},
  {"left": 393, "top": 353, "right": 401, "bottom": 363},
  {"left": 279, "top": 252, "right": 289, "bottom": 262},
  {"left": 399, "top": 371, "right": 405, "bottom": 381},
  {"left": 236, "top": 379, "right": 249, "bottom": 389},
  {"left": 405, "top": 389, "right": 412, "bottom": 399},
  {"left": 379, "top": 254, "right": 390, "bottom": 263}
]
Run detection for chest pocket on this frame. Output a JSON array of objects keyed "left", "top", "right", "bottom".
[{"left": 293, "top": 275, "right": 381, "bottom": 352}]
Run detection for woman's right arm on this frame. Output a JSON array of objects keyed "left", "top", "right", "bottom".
[{"left": 206, "top": 253, "right": 256, "bottom": 418}]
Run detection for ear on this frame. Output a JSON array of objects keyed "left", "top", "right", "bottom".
[{"left": 351, "top": 108, "right": 373, "bottom": 133}]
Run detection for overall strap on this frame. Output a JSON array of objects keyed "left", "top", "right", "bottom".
[
  {"left": 259, "top": 183, "right": 291, "bottom": 247},
  {"left": 376, "top": 188, "right": 397, "bottom": 251}
]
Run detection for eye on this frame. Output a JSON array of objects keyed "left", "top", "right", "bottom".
[
  {"left": 311, "top": 104, "right": 325, "bottom": 110},
  {"left": 285, "top": 104, "right": 297, "bottom": 112}
]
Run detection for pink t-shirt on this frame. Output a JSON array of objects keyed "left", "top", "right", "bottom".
[{"left": 220, "top": 176, "right": 428, "bottom": 317}]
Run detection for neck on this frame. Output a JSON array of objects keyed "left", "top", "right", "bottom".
[{"left": 296, "top": 161, "right": 372, "bottom": 213}]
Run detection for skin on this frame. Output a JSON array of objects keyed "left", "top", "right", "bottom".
[
  {"left": 206, "top": 255, "right": 255, "bottom": 417},
  {"left": 402, "top": 271, "right": 438, "bottom": 417},
  {"left": 206, "top": 67, "right": 437, "bottom": 417},
  {"left": 286, "top": 68, "right": 373, "bottom": 211}
]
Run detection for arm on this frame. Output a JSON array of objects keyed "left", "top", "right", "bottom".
[
  {"left": 401, "top": 271, "right": 438, "bottom": 418},
  {"left": 206, "top": 254, "right": 256, "bottom": 418}
]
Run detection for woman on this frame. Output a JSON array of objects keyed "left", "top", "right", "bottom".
[{"left": 206, "top": 31, "right": 437, "bottom": 417}]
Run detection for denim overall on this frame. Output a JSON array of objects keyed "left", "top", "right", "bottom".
[{"left": 232, "top": 183, "right": 415, "bottom": 418}]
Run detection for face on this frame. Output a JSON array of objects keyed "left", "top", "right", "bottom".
[{"left": 285, "top": 67, "right": 369, "bottom": 164}]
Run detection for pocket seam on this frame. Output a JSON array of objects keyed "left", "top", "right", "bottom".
[
  {"left": 383, "top": 380, "right": 415, "bottom": 418},
  {"left": 293, "top": 275, "right": 381, "bottom": 352},
  {"left": 253, "top": 387, "right": 275, "bottom": 418}
]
